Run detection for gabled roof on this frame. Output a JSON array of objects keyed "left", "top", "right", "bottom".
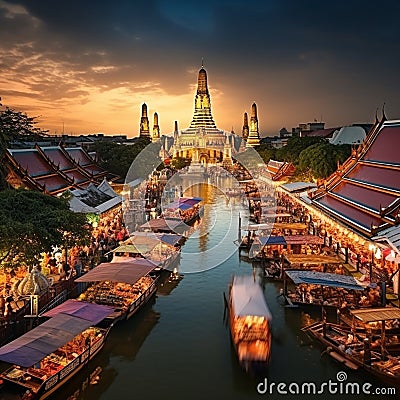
[
  {"left": 266, "top": 159, "right": 295, "bottom": 181},
  {"left": 97, "top": 178, "right": 119, "bottom": 198},
  {"left": 2, "top": 145, "right": 116, "bottom": 195},
  {"left": 311, "top": 118, "right": 400, "bottom": 237}
]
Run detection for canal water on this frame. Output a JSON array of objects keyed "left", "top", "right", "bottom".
[{"left": 1, "top": 178, "right": 393, "bottom": 400}]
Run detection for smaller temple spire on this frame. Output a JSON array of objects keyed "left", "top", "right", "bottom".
[
  {"left": 152, "top": 112, "right": 160, "bottom": 142},
  {"left": 251, "top": 102, "right": 258, "bottom": 119},
  {"left": 242, "top": 112, "right": 249, "bottom": 140},
  {"left": 142, "top": 103, "right": 148, "bottom": 117},
  {"left": 246, "top": 102, "right": 260, "bottom": 148},
  {"left": 139, "top": 102, "right": 150, "bottom": 138}
]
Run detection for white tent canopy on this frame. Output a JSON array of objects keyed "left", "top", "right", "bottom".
[{"left": 230, "top": 275, "right": 272, "bottom": 319}]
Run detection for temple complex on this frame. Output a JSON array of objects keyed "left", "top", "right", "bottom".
[
  {"left": 138, "top": 65, "right": 262, "bottom": 165},
  {"left": 168, "top": 65, "right": 240, "bottom": 166}
]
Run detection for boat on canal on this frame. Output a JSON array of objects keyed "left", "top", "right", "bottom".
[
  {"left": 0, "top": 300, "right": 113, "bottom": 400},
  {"left": 304, "top": 307, "right": 400, "bottom": 388},
  {"left": 75, "top": 258, "right": 159, "bottom": 325},
  {"left": 228, "top": 275, "right": 272, "bottom": 371},
  {"left": 283, "top": 270, "right": 365, "bottom": 311}
]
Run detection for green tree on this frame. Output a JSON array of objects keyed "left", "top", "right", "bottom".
[
  {"left": 171, "top": 157, "right": 187, "bottom": 170},
  {"left": 0, "top": 100, "right": 49, "bottom": 188},
  {"left": 298, "top": 142, "right": 352, "bottom": 179},
  {"left": 93, "top": 137, "right": 152, "bottom": 178},
  {"left": 0, "top": 190, "right": 90, "bottom": 270},
  {"left": 275, "top": 136, "right": 325, "bottom": 164},
  {"left": 0, "top": 101, "right": 48, "bottom": 143},
  {"left": 256, "top": 143, "right": 277, "bottom": 163}
]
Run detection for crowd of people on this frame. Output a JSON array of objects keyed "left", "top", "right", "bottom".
[{"left": 0, "top": 206, "right": 129, "bottom": 325}]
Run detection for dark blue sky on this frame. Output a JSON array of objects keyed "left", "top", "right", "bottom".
[{"left": 1, "top": 0, "right": 399, "bottom": 136}]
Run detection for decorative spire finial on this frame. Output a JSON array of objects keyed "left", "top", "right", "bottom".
[{"left": 201, "top": 57, "right": 204, "bottom": 68}]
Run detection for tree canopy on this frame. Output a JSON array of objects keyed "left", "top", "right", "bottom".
[
  {"left": 0, "top": 101, "right": 49, "bottom": 145},
  {"left": 0, "top": 190, "right": 90, "bottom": 269},
  {"left": 93, "top": 138, "right": 151, "bottom": 178},
  {"left": 171, "top": 156, "right": 187, "bottom": 170},
  {"left": 0, "top": 100, "right": 49, "bottom": 189},
  {"left": 298, "top": 142, "right": 352, "bottom": 179},
  {"left": 275, "top": 136, "right": 325, "bottom": 164},
  {"left": 256, "top": 142, "right": 277, "bottom": 164}
]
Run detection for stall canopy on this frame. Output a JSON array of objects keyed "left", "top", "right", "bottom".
[
  {"left": 259, "top": 236, "right": 287, "bottom": 246},
  {"left": 285, "top": 254, "right": 343, "bottom": 265},
  {"left": 0, "top": 301, "right": 113, "bottom": 367},
  {"left": 129, "top": 231, "right": 184, "bottom": 246},
  {"left": 243, "top": 223, "right": 273, "bottom": 231},
  {"left": 231, "top": 275, "right": 272, "bottom": 319},
  {"left": 285, "top": 270, "right": 364, "bottom": 291},
  {"left": 111, "top": 244, "right": 143, "bottom": 254},
  {"left": 165, "top": 197, "right": 202, "bottom": 210},
  {"left": 110, "top": 239, "right": 158, "bottom": 255},
  {"left": 261, "top": 213, "right": 292, "bottom": 219},
  {"left": 75, "top": 260, "right": 158, "bottom": 285},
  {"left": 155, "top": 233, "right": 183, "bottom": 246},
  {"left": 284, "top": 235, "right": 325, "bottom": 245},
  {"left": 140, "top": 217, "right": 187, "bottom": 233},
  {"left": 350, "top": 307, "right": 400, "bottom": 323},
  {"left": 42, "top": 299, "right": 113, "bottom": 321}
]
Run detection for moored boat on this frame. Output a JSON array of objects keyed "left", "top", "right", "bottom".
[
  {"left": 228, "top": 275, "right": 272, "bottom": 372},
  {"left": 0, "top": 300, "right": 113, "bottom": 399},
  {"left": 304, "top": 307, "right": 400, "bottom": 388},
  {"left": 75, "top": 258, "right": 159, "bottom": 325}
]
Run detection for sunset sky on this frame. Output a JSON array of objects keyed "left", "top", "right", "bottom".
[{"left": 1, "top": 0, "right": 400, "bottom": 137}]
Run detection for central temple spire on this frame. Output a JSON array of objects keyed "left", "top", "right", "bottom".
[
  {"left": 186, "top": 64, "right": 219, "bottom": 134},
  {"left": 197, "top": 66, "right": 209, "bottom": 95}
]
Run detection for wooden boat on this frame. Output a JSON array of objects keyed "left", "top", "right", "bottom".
[
  {"left": 283, "top": 270, "right": 365, "bottom": 311},
  {"left": 0, "top": 301, "right": 113, "bottom": 399},
  {"left": 228, "top": 275, "right": 272, "bottom": 371},
  {"left": 75, "top": 260, "right": 159, "bottom": 325},
  {"left": 304, "top": 308, "right": 400, "bottom": 388}
]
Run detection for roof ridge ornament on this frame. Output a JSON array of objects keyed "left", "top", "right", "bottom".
[{"left": 381, "top": 102, "right": 387, "bottom": 122}]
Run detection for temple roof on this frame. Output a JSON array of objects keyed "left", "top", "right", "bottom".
[
  {"left": 266, "top": 159, "right": 296, "bottom": 181},
  {"left": 3, "top": 145, "right": 116, "bottom": 196},
  {"left": 311, "top": 119, "right": 400, "bottom": 237}
]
